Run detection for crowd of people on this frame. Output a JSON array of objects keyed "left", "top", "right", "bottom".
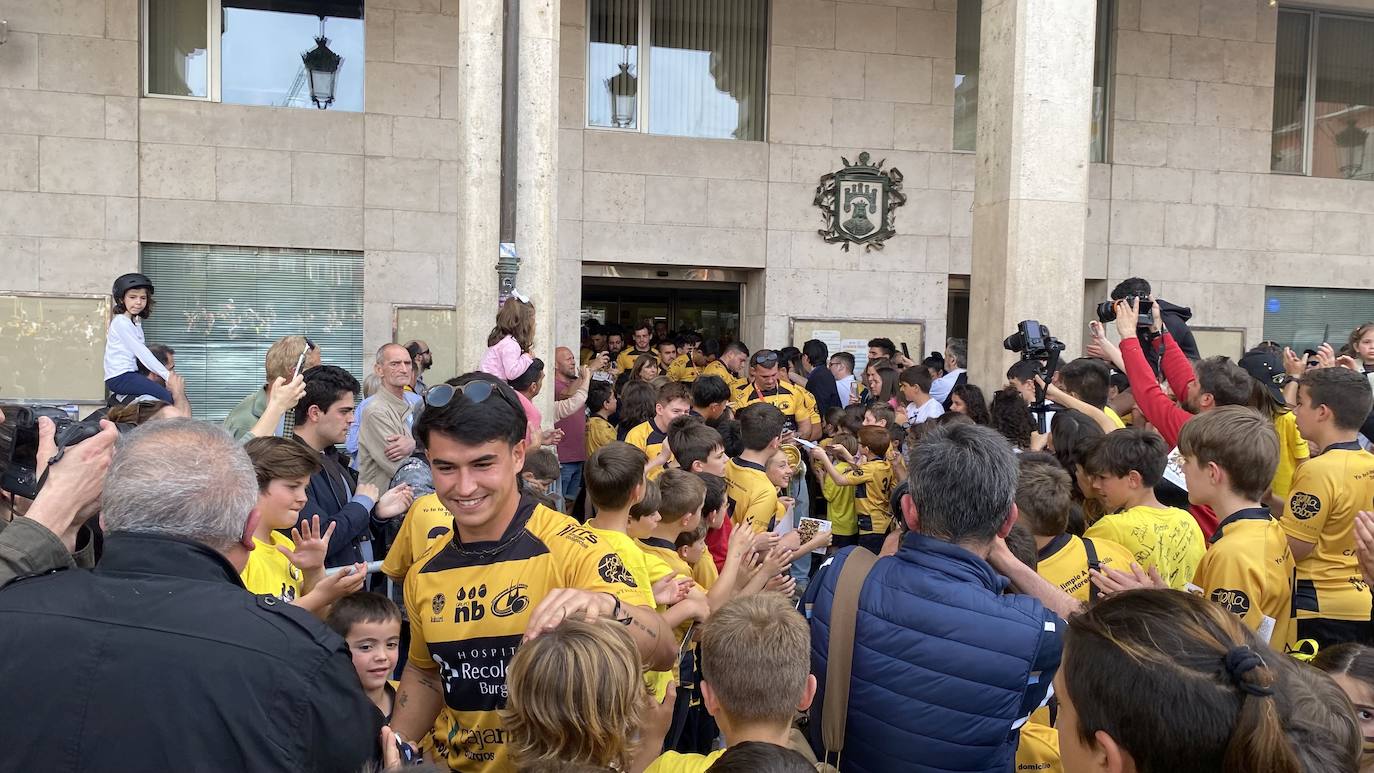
[{"left": 1, "top": 273, "right": 1374, "bottom": 772}]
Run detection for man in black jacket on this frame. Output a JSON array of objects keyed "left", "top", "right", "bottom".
[
  {"left": 0, "top": 418, "right": 381, "bottom": 773},
  {"left": 292, "top": 365, "right": 413, "bottom": 567},
  {"left": 1110, "top": 277, "right": 1201, "bottom": 374}
]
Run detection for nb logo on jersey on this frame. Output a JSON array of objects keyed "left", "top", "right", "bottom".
[
  {"left": 453, "top": 585, "right": 488, "bottom": 623},
  {"left": 491, "top": 583, "right": 530, "bottom": 618}
]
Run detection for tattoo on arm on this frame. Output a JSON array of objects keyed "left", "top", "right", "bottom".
[
  {"left": 417, "top": 673, "right": 442, "bottom": 694},
  {"left": 397, "top": 691, "right": 409, "bottom": 708},
  {"left": 630, "top": 616, "right": 658, "bottom": 639}
]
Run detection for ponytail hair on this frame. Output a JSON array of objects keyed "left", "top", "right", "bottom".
[
  {"left": 488, "top": 296, "right": 536, "bottom": 352},
  {"left": 1064, "top": 590, "right": 1303, "bottom": 773}
]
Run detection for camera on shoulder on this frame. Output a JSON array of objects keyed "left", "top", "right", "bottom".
[{"left": 0, "top": 404, "right": 109, "bottom": 499}]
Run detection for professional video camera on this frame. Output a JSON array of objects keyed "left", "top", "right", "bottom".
[
  {"left": 1095, "top": 292, "right": 1154, "bottom": 329},
  {"left": 0, "top": 404, "right": 109, "bottom": 499},
  {"left": 1003, "top": 321, "right": 1066, "bottom": 416}
]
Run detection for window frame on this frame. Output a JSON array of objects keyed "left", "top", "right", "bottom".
[
  {"left": 141, "top": 0, "right": 222, "bottom": 102},
  {"left": 584, "top": 0, "right": 771, "bottom": 140},
  {"left": 1273, "top": 4, "right": 1374, "bottom": 178}
]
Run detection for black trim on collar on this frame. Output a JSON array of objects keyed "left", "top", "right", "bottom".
[
  {"left": 1210, "top": 506, "right": 1273, "bottom": 544},
  {"left": 1321, "top": 440, "right": 1365, "bottom": 455},
  {"left": 731, "top": 456, "right": 767, "bottom": 473},
  {"left": 1037, "top": 532, "right": 1073, "bottom": 562},
  {"left": 641, "top": 537, "right": 677, "bottom": 551}
]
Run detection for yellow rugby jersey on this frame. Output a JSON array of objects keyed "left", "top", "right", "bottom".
[
  {"left": 616, "top": 348, "right": 657, "bottom": 373},
  {"left": 1103, "top": 406, "right": 1127, "bottom": 429},
  {"left": 667, "top": 354, "right": 699, "bottom": 383},
  {"left": 1270, "top": 411, "right": 1310, "bottom": 500},
  {"left": 839, "top": 459, "right": 896, "bottom": 536},
  {"left": 735, "top": 380, "right": 819, "bottom": 434},
  {"left": 700, "top": 360, "right": 746, "bottom": 398},
  {"left": 1035, "top": 533, "right": 1135, "bottom": 604},
  {"left": 585, "top": 415, "right": 616, "bottom": 457},
  {"left": 584, "top": 524, "right": 672, "bottom": 699},
  {"left": 1280, "top": 442, "right": 1374, "bottom": 622},
  {"left": 403, "top": 498, "right": 646, "bottom": 772},
  {"left": 1084, "top": 505, "right": 1206, "bottom": 590},
  {"left": 625, "top": 419, "right": 670, "bottom": 480},
  {"left": 1016, "top": 721, "right": 1063, "bottom": 773},
  {"left": 821, "top": 473, "right": 859, "bottom": 536},
  {"left": 241, "top": 532, "right": 303, "bottom": 602},
  {"left": 1190, "top": 507, "right": 1295, "bottom": 648},
  {"left": 692, "top": 551, "right": 719, "bottom": 589},
  {"left": 382, "top": 493, "right": 454, "bottom": 581},
  {"left": 726, "top": 457, "right": 779, "bottom": 533}
]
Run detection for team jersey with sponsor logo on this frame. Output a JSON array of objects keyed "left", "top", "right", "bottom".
[
  {"left": 1189, "top": 507, "right": 1295, "bottom": 649},
  {"left": 1270, "top": 411, "right": 1310, "bottom": 500},
  {"left": 700, "top": 360, "right": 746, "bottom": 398},
  {"left": 667, "top": 355, "right": 699, "bottom": 383},
  {"left": 381, "top": 494, "right": 454, "bottom": 581},
  {"left": 1084, "top": 505, "right": 1206, "bottom": 590},
  {"left": 1280, "top": 442, "right": 1374, "bottom": 622},
  {"left": 838, "top": 459, "right": 896, "bottom": 536},
  {"left": 625, "top": 419, "right": 670, "bottom": 480},
  {"left": 403, "top": 497, "right": 645, "bottom": 772},
  {"left": 616, "top": 348, "right": 658, "bottom": 373},
  {"left": 585, "top": 416, "right": 617, "bottom": 457},
  {"left": 240, "top": 532, "right": 303, "bottom": 602},
  {"left": 734, "top": 380, "right": 819, "bottom": 434},
  {"left": 726, "top": 457, "right": 779, "bottom": 533},
  {"left": 584, "top": 524, "right": 673, "bottom": 699},
  {"left": 1015, "top": 720, "right": 1063, "bottom": 773},
  {"left": 1035, "top": 533, "right": 1135, "bottom": 604}
]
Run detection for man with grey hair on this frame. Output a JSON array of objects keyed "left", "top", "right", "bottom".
[
  {"left": 930, "top": 336, "right": 968, "bottom": 407},
  {"left": 0, "top": 419, "right": 381, "bottom": 771},
  {"left": 803, "top": 422, "right": 1075, "bottom": 773},
  {"left": 357, "top": 342, "right": 417, "bottom": 492}
]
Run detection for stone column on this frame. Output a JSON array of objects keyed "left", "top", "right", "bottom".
[
  {"left": 967, "top": 0, "right": 1096, "bottom": 388},
  {"left": 518, "top": 0, "right": 560, "bottom": 420},
  {"left": 454, "top": 0, "right": 505, "bottom": 372}
]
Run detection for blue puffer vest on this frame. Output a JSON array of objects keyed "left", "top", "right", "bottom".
[{"left": 804, "top": 533, "right": 1063, "bottom": 773}]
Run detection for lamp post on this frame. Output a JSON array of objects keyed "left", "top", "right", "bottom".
[
  {"left": 607, "top": 47, "right": 637, "bottom": 128},
  {"left": 1336, "top": 117, "right": 1368, "bottom": 179},
  {"left": 302, "top": 18, "right": 342, "bottom": 110}
]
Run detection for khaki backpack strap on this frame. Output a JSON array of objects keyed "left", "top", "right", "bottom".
[{"left": 821, "top": 548, "right": 880, "bottom": 765}]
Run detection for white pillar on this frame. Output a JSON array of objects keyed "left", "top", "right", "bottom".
[
  {"left": 518, "top": 0, "right": 560, "bottom": 419},
  {"left": 455, "top": 0, "right": 504, "bottom": 373},
  {"left": 967, "top": 0, "right": 1096, "bottom": 388}
]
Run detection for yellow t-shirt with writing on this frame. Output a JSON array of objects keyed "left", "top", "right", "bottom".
[
  {"left": 381, "top": 494, "right": 454, "bottom": 581},
  {"left": 625, "top": 419, "right": 670, "bottom": 480},
  {"left": 403, "top": 497, "right": 647, "bottom": 772},
  {"left": 240, "top": 532, "right": 303, "bottom": 602},
  {"left": 1035, "top": 533, "right": 1135, "bottom": 604},
  {"left": 726, "top": 457, "right": 779, "bottom": 533},
  {"left": 839, "top": 459, "right": 896, "bottom": 536},
  {"left": 1270, "top": 411, "right": 1310, "bottom": 501},
  {"left": 1016, "top": 721, "right": 1063, "bottom": 772},
  {"left": 585, "top": 416, "right": 617, "bottom": 457},
  {"left": 1190, "top": 508, "right": 1295, "bottom": 649},
  {"left": 644, "top": 749, "right": 726, "bottom": 773},
  {"left": 735, "top": 380, "right": 819, "bottom": 434},
  {"left": 1084, "top": 504, "right": 1205, "bottom": 590},
  {"left": 1280, "top": 443, "right": 1374, "bottom": 622}
]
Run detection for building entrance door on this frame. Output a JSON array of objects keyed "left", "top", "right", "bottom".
[{"left": 580, "top": 265, "right": 746, "bottom": 343}]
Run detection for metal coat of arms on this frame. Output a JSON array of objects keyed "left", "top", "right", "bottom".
[{"left": 813, "top": 152, "right": 906, "bottom": 251}]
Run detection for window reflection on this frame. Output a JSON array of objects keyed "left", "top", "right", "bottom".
[
  {"left": 221, "top": 4, "right": 364, "bottom": 111},
  {"left": 148, "top": 0, "right": 209, "bottom": 98}
]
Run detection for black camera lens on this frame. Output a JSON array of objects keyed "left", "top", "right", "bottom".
[{"left": 1095, "top": 301, "right": 1117, "bottom": 323}]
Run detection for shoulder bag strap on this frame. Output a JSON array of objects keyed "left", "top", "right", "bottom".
[
  {"left": 822, "top": 548, "right": 880, "bottom": 766},
  {"left": 1082, "top": 537, "right": 1101, "bottom": 604}
]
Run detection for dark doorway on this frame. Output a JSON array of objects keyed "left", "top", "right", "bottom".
[{"left": 581, "top": 280, "right": 741, "bottom": 343}]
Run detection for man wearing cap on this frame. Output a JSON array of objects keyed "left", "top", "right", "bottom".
[{"left": 1240, "top": 349, "right": 1310, "bottom": 511}]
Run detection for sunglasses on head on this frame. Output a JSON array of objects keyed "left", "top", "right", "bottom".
[
  {"left": 752, "top": 351, "right": 779, "bottom": 367},
  {"left": 425, "top": 380, "right": 523, "bottom": 415}
]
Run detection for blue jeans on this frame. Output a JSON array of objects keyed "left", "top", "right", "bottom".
[
  {"left": 559, "top": 462, "right": 583, "bottom": 511},
  {"left": 105, "top": 372, "right": 174, "bottom": 404}
]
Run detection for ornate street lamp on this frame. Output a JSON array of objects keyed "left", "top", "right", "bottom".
[
  {"left": 302, "top": 18, "right": 343, "bottom": 110},
  {"left": 606, "top": 46, "right": 637, "bottom": 128},
  {"left": 1336, "top": 117, "right": 1368, "bottom": 179}
]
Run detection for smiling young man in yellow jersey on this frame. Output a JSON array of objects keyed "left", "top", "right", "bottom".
[
  {"left": 387, "top": 373, "right": 676, "bottom": 772},
  {"left": 616, "top": 322, "right": 658, "bottom": 373},
  {"left": 734, "top": 350, "right": 821, "bottom": 441},
  {"left": 626, "top": 382, "right": 693, "bottom": 480},
  {"left": 1083, "top": 429, "right": 1206, "bottom": 590},
  {"left": 1014, "top": 453, "right": 1134, "bottom": 605},
  {"left": 1280, "top": 367, "right": 1374, "bottom": 648},
  {"left": 725, "top": 403, "right": 786, "bottom": 534},
  {"left": 696, "top": 340, "right": 749, "bottom": 399}
]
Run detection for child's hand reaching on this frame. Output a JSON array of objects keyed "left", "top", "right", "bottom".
[
  {"left": 278, "top": 515, "right": 336, "bottom": 574},
  {"left": 652, "top": 574, "right": 693, "bottom": 607}
]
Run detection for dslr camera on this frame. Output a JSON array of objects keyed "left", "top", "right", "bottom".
[
  {"left": 1003, "top": 320, "right": 1066, "bottom": 361},
  {"left": 0, "top": 404, "right": 108, "bottom": 499},
  {"left": 1096, "top": 292, "right": 1154, "bottom": 329}
]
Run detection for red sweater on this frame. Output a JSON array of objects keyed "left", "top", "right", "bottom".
[
  {"left": 1119, "top": 335, "right": 1218, "bottom": 538},
  {"left": 705, "top": 518, "right": 733, "bottom": 571}
]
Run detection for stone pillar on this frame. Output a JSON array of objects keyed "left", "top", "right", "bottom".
[
  {"left": 518, "top": 0, "right": 560, "bottom": 420},
  {"left": 454, "top": 0, "right": 505, "bottom": 372},
  {"left": 967, "top": 0, "right": 1096, "bottom": 388}
]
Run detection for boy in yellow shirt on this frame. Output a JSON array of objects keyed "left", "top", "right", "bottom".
[
  {"left": 1281, "top": 367, "right": 1374, "bottom": 647},
  {"left": 644, "top": 594, "right": 820, "bottom": 773},
  {"left": 726, "top": 403, "right": 786, "bottom": 534},
  {"left": 626, "top": 382, "right": 693, "bottom": 480},
  {"left": 242, "top": 437, "right": 364, "bottom": 616},
  {"left": 808, "top": 426, "right": 896, "bottom": 555},
  {"left": 1083, "top": 428, "right": 1206, "bottom": 590},
  {"left": 815, "top": 432, "right": 860, "bottom": 550},
  {"left": 585, "top": 381, "right": 618, "bottom": 458},
  {"left": 1015, "top": 452, "right": 1134, "bottom": 604}
]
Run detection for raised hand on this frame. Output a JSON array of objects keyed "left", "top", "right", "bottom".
[
  {"left": 376, "top": 483, "right": 415, "bottom": 519},
  {"left": 278, "top": 516, "right": 336, "bottom": 574},
  {"left": 1282, "top": 347, "right": 1306, "bottom": 378}
]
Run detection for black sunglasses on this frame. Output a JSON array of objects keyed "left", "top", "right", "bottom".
[
  {"left": 425, "top": 380, "right": 524, "bottom": 415},
  {"left": 415, "top": 349, "right": 431, "bottom": 357}
]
